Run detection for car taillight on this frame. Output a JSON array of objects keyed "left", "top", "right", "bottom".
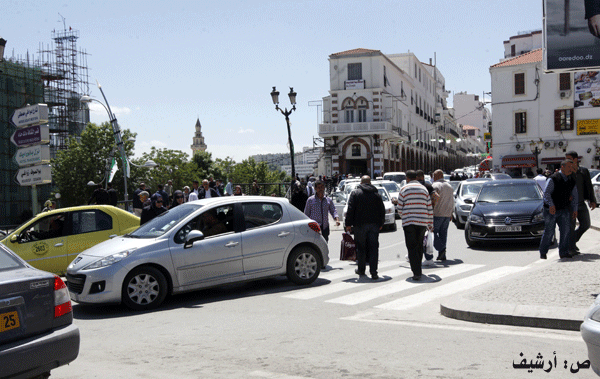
[
  {"left": 308, "top": 222, "right": 321, "bottom": 234},
  {"left": 54, "top": 275, "right": 72, "bottom": 318}
]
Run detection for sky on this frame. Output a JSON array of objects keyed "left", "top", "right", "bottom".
[{"left": 3, "top": 0, "right": 543, "bottom": 162}]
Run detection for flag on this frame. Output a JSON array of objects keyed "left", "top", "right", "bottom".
[{"left": 108, "top": 158, "right": 118, "bottom": 183}]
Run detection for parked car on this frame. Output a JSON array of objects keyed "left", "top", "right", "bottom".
[
  {"left": 481, "top": 172, "right": 512, "bottom": 180},
  {"left": 448, "top": 180, "right": 461, "bottom": 196},
  {"left": 1, "top": 205, "right": 140, "bottom": 275},
  {"left": 343, "top": 186, "right": 396, "bottom": 231},
  {"left": 592, "top": 173, "right": 600, "bottom": 203},
  {"left": 453, "top": 179, "right": 491, "bottom": 229},
  {"left": 373, "top": 180, "right": 401, "bottom": 218},
  {"left": 581, "top": 295, "right": 600, "bottom": 376},
  {"left": 331, "top": 191, "right": 348, "bottom": 222},
  {"left": 0, "top": 242, "right": 79, "bottom": 378},
  {"left": 464, "top": 179, "right": 545, "bottom": 247},
  {"left": 67, "top": 196, "right": 329, "bottom": 311},
  {"left": 382, "top": 172, "right": 406, "bottom": 185}
]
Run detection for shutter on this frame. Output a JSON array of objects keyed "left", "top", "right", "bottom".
[
  {"left": 569, "top": 109, "right": 574, "bottom": 131},
  {"left": 554, "top": 110, "right": 561, "bottom": 131}
]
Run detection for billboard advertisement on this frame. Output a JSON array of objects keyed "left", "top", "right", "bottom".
[
  {"left": 574, "top": 71, "right": 600, "bottom": 107},
  {"left": 544, "top": 0, "right": 600, "bottom": 71}
]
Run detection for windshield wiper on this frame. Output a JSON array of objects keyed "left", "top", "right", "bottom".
[{"left": 498, "top": 199, "right": 519, "bottom": 202}]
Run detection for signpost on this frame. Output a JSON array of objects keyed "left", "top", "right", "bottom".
[{"left": 10, "top": 104, "right": 52, "bottom": 214}]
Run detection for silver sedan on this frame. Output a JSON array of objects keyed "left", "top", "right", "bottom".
[{"left": 66, "top": 196, "right": 329, "bottom": 311}]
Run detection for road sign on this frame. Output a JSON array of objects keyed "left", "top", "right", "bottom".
[
  {"left": 14, "top": 145, "right": 50, "bottom": 167},
  {"left": 15, "top": 165, "right": 52, "bottom": 186},
  {"left": 10, "top": 104, "right": 49, "bottom": 128},
  {"left": 10, "top": 125, "right": 50, "bottom": 147}
]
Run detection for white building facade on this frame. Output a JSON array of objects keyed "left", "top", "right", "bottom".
[
  {"left": 503, "top": 30, "right": 542, "bottom": 59},
  {"left": 453, "top": 92, "right": 492, "bottom": 140},
  {"left": 318, "top": 48, "right": 468, "bottom": 177},
  {"left": 489, "top": 48, "right": 600, "bottom": 176}
]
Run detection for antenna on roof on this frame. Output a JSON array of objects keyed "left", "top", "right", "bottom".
[{"left": 58, "top": 13, "right": 66, "bottom": 31}]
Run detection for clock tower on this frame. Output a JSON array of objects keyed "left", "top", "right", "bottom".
[{"left": 191, "top": 118, "right": 207, "bottom": 153}]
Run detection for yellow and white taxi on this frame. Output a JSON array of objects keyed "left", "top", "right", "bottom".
[{"left": 1, "top": 205, "right": 139, "bottom": 275}]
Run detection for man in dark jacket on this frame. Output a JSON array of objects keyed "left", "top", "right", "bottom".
[
  {"left": 155, "top": 184, "right": 171, "bottom": 208},
  {"left": 566, "top": 151, "right": 597, "bottom": 254},
  {"left": 345, "top": 175, "right": 385, "bottom": 280},
  {"left": 133, "top": 183, "right": 146, "bottom": 216},
  {"left": 107, "top": 183, "right": 118, "bottom": 207},
  {"left": 198, "top": 179, "right": 220, "bottom": 199},
  {"left": 140, "top": 194, "right": 168, "bottom": 226},
  {"left": 88, "top": 184, "right": 110, "bottom": 205}
]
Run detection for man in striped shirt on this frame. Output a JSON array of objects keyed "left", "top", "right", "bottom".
[{"left": 398, "top": 170, "right": 433, "bottom": 281}]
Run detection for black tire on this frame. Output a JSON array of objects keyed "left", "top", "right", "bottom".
[
  {"left": 390, "top": 222, "right": 397, "bottom": 232},
  {"left": 122, "top": 266, "right": 168, "bottom": 311},
  {"left": 465, "top": 224, "right": 478, "bottom": 248},
  {"left": 286, "top": 247, "right": 321, "bottom": 285}
]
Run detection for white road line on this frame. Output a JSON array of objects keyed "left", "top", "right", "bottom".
[
  {"left": 320, "top": 261, "right": 399, "bottom": 281},
  {"left": 284, "top": 281, "right": 369, "bottom": 300},
  {"left": 326, "top": 264, "right": 483, "bottom": 305},
  {"left": 375, "top": 266, "right": 526, "bottom": 311}
]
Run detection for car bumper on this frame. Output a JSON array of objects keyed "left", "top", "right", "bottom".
[
  {"left": 67, "top": 263, "right": 128, "bottom": 305},
  {"left": 384, "top": 213, "right": 395, "bottom": 225},
  {"left": 0, "top": 324, "right": 80, "bottom": 379},
  {"left": 468, "top": 222, "right": 545, "bottom": 241},
  {"left": 456, "top": 209, "right": 471, "bottom": 224},
  {"left": 581, "top": 317, "right": 600, "bottom": 376}
]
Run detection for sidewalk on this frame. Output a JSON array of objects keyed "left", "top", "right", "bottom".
[{"left": 440, "top": 205, "right": 600, "bottom": 331}]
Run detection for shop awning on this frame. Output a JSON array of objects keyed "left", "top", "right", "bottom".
[
  {"left": 501, "top": 154, "right": 536, "bottom": 168},
  {"left": 479, "top": 158, "right": 492, "bottom": 171},
  {"left": 540, "top": 157, "right": 565, "bottom": 165}
]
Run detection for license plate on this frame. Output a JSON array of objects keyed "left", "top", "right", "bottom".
[
  {"left": 495, "top": 225, "right": 522, "bottom": 232},
  {"left": 0, "top": 311, "right": 20, "bottom": 333}
]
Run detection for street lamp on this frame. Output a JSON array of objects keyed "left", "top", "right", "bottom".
[
  {"left": 270, "top": 86, "right": 297, "bottom": 180},
  {"left": 529, "top": 140, "right": 542, "bottom": 170}
]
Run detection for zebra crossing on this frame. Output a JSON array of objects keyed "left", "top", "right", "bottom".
[{"left": 283, "top": 260, "right": 527, "bottom": 311}]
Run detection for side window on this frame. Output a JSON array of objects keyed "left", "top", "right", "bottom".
[
  {"left": 242, "top": 202, "right": 283, "bottom": 230},
  {"left": 174, "top": 205, "right": 234, "bottom": 244},
  {"left": 71, "top": 210, "right": 112, "bottom": 235},
  {"left": 21, "top": 214, "right": 66, "bottom": 242}
]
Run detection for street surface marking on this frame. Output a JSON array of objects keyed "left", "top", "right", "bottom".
[
  {"left": 284, "top": 282, "right": 370, "bottom": 300},
  {"left": 375, "top": 266, "right": 526, "bottom": 311},
  {"left": 326, "top": 264, "right": 483, "bottom": 305},
  {"left": 341, "top": 313, "right": 583, "bottom": 341},
  {"left": 320, "top": 261, "right": 398, "bottom": 281},
  {"left": 249, "top": 370, "right": 315, "bottom": 379}
]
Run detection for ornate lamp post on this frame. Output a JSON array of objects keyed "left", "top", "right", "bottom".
[
  {"left": 270, "top": 86, "right": 297, "bottom": 180},
  {"left": 530, "top": 140, "right": 542, "bottom": 170}
]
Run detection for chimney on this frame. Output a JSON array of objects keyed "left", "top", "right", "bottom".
[
  {"left": 429, "top": 58, "right": 432, "bottom": 65},
  {"left": 0, "top": 37, "right": 6, "bottom": 61}
]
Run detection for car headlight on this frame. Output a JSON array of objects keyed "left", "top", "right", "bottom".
[
  {"left": 82, "top": 249, "right": 136, "bottom": 270},
  {"left": 459, "top": 204, "right": 472, "bottom": 211},
  {"left": 469, "top": 214, "right": 484, "bottom": 224},
  {"left": 532, "top": 212, "right": 544, "bottom": 223}
]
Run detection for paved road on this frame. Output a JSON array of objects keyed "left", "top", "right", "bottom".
[{"left": 52, "top": 218, "right": 599, "bottom": 378}]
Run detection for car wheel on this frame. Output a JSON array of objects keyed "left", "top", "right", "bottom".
[
  {"left": 286, "top": 247, "right": 321, "bottom": 285},
  {"left": 122, "top": 266, "right": 168, "bottom": 311},
  {"left": 390, "top": 222, "right": 397, "bottom": 232},
  {"left": 465, "top": 224, "right": 478, "bottom": 248}
]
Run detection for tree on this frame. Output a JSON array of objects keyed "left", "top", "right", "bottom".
[
  {"left": 214, "top": 156, "right": 236, "bottom": 180},
  {"left": 133, "top": 147, "right": 197, "bottom": 193},
  {"left": 191, "top": 151, "right": 223, "bottom": 180},
  {"left": 52, "top": 122, "right": 139, "bottom": 207},
  {"left": 232, "top": 158, "right": 288, "bottom": 195}
]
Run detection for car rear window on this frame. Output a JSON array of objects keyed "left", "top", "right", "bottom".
[{"left": 0, "top": 245, "right": 25, "bottom": 272}]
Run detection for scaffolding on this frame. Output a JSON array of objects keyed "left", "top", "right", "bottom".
[{"left": 37, "top": 28, "right": 90, "bottom": 157}]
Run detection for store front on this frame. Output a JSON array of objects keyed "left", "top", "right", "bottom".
[
  {"left": 501, "top": 154, "right": 536, "bottom": 178},
  {"left": 540, "top": 157, "right": 565, "bottom": 172}
]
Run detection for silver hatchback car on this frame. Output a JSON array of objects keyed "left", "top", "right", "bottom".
[{"left": 66, "top": 196, "right": 329, "bottom": 310}]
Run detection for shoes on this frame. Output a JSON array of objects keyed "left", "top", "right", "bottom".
[
  {"left": 559, "top": 253, "right": 573, "bottom": 259},
  {"left": 355, "top": 269, "right": 366, "bottom": 276},
  {"left": 574, "top": 245, "right": 580, "bottom": 253},
  {"left": 422, "top": 259, "right": 435, "bottom": 266},
  {"left": 436, "top": 250, "right": 446, "bottom": 261},
  {"left": 371, "top": 274, "right": 379, "bottom": 280},
  {"left": 412, "top": 275, "right": 422, "bottom": 281},
  {"left": 540, "top": 254, "right": 547, "bottom": 260}
]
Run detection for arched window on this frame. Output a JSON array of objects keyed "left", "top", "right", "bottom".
[
  {"left": 342, "top": 98, "right": 355, "bottom": 123},
  {"left": 356, "top": 97, "right": 369, "bottom": 123},
  {"left": 351, "top": 144, "right": 361, "bottom": 157}
]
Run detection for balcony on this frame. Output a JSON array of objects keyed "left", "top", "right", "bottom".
[{"left": 319, "top": 121, "right": 407, "bottom": 141}]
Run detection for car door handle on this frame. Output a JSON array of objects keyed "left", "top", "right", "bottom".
[
  {"left": 54, "top": 243, "right": 64, "bottom": 247},
  {"left": 278, "top": 231, "right": 290, "bottom": 237},
  {"left": 225, "top": 241, "right": 239, "bottom": 248}
]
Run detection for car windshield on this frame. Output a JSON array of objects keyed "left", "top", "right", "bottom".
[
  {"left": 377, "top": 188, "right": 390, "bottom": 202},
  {"left": 460, "top": 183, "right": 484, "bottom": 197},
  {"left": 383, "top": 174, "right": 406, "bottom": 183},
  {"left": 477, "top": 184, "right": 542, "bottom": 203},
  {"left": 380, "top": 182, "right": 399, "bottom": 193},
  {"left": 128, "top": 204, "right": 203, "bottom": 239},
  {"left": 0, "top": 244, "right": 25, "bottom": 272}
]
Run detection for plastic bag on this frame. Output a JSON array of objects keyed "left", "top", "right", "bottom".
[{"left": 424, "top": 230, "right": 434, "bottom": 256}]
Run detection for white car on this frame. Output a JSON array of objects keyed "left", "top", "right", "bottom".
[
  {"left": 581, "top": 295, "right": 600, "bottom": 375},
  {"left": 342, "top": 185, "right": 396, "bottom": 231},
  {"left": 66, "top": 196, "right": 329, "bottom": 310},
  {"left": 592, "top": 173, "right": 600, "bottom": 203},
  {"left": 373, "top": 180, "right": 401, "bottom": 218}
]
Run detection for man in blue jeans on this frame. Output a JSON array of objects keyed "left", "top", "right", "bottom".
[
  {"left": 431, "top": 170, "right": 454, "bottom": 261},
  {"left": 539, "top": 160, "right": 578, "bottom": 259}
]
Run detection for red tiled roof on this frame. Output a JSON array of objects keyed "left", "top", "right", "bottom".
[
  {"left": 330, "top": 48, "right": 381, "bottom": 57},
  {"left": 490, "top": 48, "right": 542, "bottom": 68}
]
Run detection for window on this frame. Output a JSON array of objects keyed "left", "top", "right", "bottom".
[
  {"left": 515, "top": 111, "right": 527, "bottom": 134},
  {"left": 554, "top": 109, "right": 574, "bottom": 131},
  {"left": 345, "top": 109, "right": 354, "bottom": 123},
  {"left": 358, "top": 108, "right": 367, "bottom": 122},
  {"left": 242, "top": 203, "right": 282, "bottom": 230},
  {"left": 559, "top": 73, "right": 571, "bottom": 91},
  {"left": 351, "top": 144, "right": 361, "bottom": 157},
  {"left": 20, "top": 214, "right": 67, "bottom": 242},
  {"left": 174, "top": 204, "right": 234, "bottom": 243},
  {"left": 511, "top": 45, "right": 516, "bottom": 57},
  {"left": 348, "top": 63, "right": 362, "bottom": 81},
  {"left": 514, "top": 73, "right": 525, "bottom": 95},
  {"left": 71, "top": 210, "right": 112, "bottom": 235}
]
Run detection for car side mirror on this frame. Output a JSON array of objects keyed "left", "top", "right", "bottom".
[
  {"left": 10, "top": 235, "right": 17, "bottom": 243},
  {"left": 464, "top": 198, "right": 473, "bottom": 204},
  {"left": 184, "top": 230, "right": 205, "bottom": 249}
]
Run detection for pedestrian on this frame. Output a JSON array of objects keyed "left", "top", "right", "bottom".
[
  {"left": 164, "top": 180, "right": 174, "bottom": 203},
  {"left": 133, "top": 183, "right": 147, "bottom": 216},
  {"left": 539, "top": 159, "right": 578, "bottom": 259},
  {"left": 234, "top": 185, "right": 244, "bottom": 196},
  {"left": 191, "top": 180, "right": 200, "bottom": 195},
  {"left": 170, "top": 190, "right": 185, "bottom": 209},
  {"left": 345, "top": 175, "right": 385, "bottom": 280},
  {"left": 42, "top": 200, "right": 56, "bottom": 213},
  {"left": 199, "top": 179, "right": 220, "bottom": 199},
  {"left": 155, "top": 184, "right": 171, "bottom": 208},
  {"left": 251, "top": 179, "right": 261, "bottom": 195},
  {"left": 88, "top": 184, "right": 110, "bottom": 205},
  {"left": 565, "top": 151, "right": 597, "bottom": 255},
  {"left": 417, "top": 170, "right": 438, "bottom": 264},
  {"left": 107, "top": 182, "right": 118, "bottom": 207},
  {"left": 534, "top": 168, "right": 549, "bottom": 192},
  {"left": 140, "top": 194, "right": 168, "bottom": 225},
  {"left": 216, "top": 179, "right": 225, "bottom": 196},
  {"left": 431, "top": 169, "right": 454, "bottom": 262},
  {"left": 398, "top": 170, "right": 433, "bottom": 281},
  {"left": 306, "top": 181, "right": 315, "bottom": 197},
  {"left": 290, "top": 181, "right": 308, "bottom": 211},
  {"left": 183, "top": 186, "right": 191, "bottom": 202},
  {"left": 304, "top": 180, "right": 340, "bottom": 242},
  {"left": 225, "top": 178, "right": 234, "bottom": 196}
]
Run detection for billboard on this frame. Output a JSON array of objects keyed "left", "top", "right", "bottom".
[
  {"left": 544, "top": 0, "right": 600, "bottom": 71},
  {"left": 574, "top": 71, "right": 600, "bottom": 107}
]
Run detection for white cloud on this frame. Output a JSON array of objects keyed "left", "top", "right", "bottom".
[
  {"left": 87, "top": 102, "right": 132, "bottom": 118},
  {"left": 134, "top": 140, "right": 168, "bottom": 156},
  {"left": 237, "top": 128, "right": 255, "bottom": 134}
]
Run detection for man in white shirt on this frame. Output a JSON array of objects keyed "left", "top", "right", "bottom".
[{"left": 534, "top": 168, "right": 549, "bottom": 192}]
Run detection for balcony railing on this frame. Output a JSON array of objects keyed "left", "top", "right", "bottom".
[{"left": 319, "top": 121, "right": 401, "bottom": 137}]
